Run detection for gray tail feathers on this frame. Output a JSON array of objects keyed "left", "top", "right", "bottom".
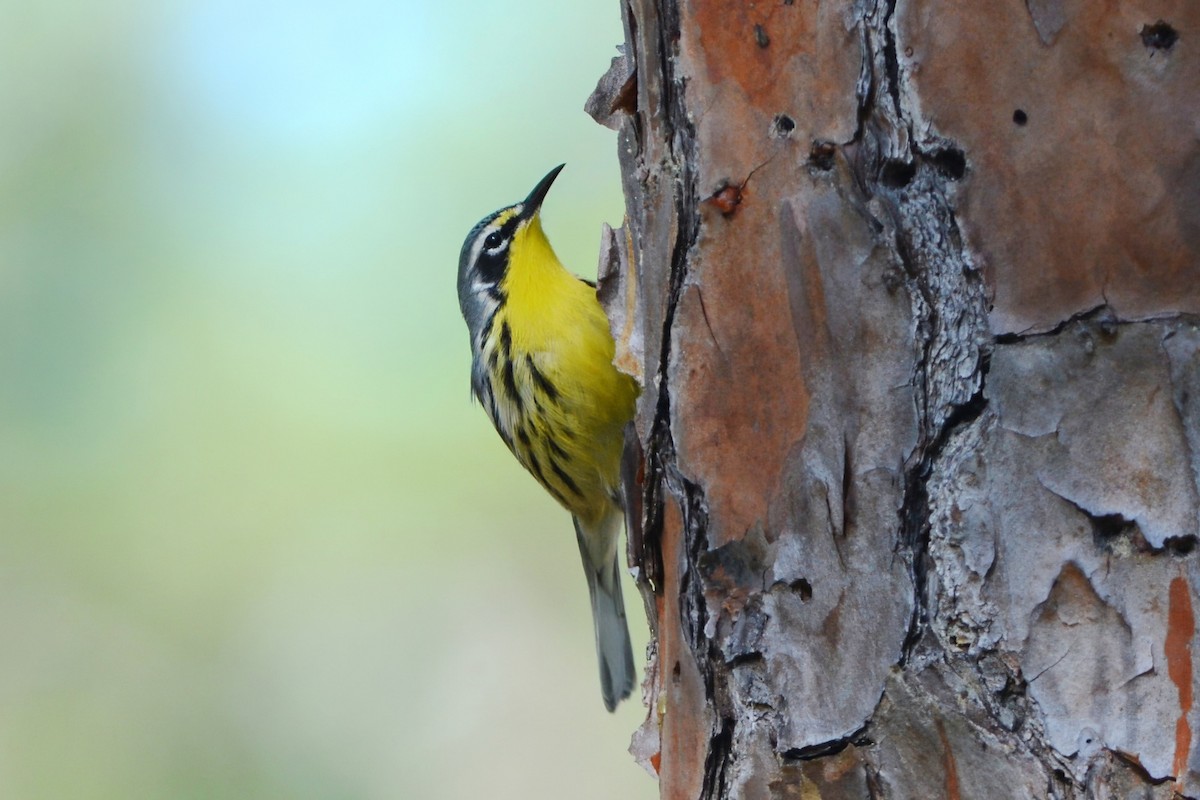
[{"left": 574, "top": 512, "right": 635, "bottom": 712}]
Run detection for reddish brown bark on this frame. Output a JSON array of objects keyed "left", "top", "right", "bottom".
[{"left": 591, "top": 1, "right": 1200, "bottom": 797}]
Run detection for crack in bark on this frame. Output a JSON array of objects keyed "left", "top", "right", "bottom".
[
  {"left": 1050, "top": 488, "right": 1200, "bottom": 559},
  {"left": 851, "top": 0, "right": 994, "bottom": 667},
  {"left": 700, "top": 716, "right": 735, "bottom": 799},
  {"left": 1107, "top": 750, "right": 1176, "bottom": 788},
  {"left": 899, "top": 379, "right": 989, "bottom": 661},
  {"left": 843, "top": 13, "right": 1116, "bottom": 792},
  {"left": 781, "top": 724, "right": 873, "bottom": 762},
  {"left": 994, "top": 303, "right": 1114, "bottom": 344},
  {"left": 636, "top": 3, "right": 747, "bottom": 796},
  {"left": 677, "top": 475, "right": 712, "bottom": 656},
  {"left": 639, "top": 0, "right": 700, "bottom": 596},
  {"left": 995, "top": 305, "right": 1200, "bottom": 343},
  {"left": 879, "top": 2, "right": 904, "bottom": 119}
]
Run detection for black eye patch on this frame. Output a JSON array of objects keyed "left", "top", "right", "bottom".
[
  {"left": 473, "top": 214, "right": 521, "bottom": 287},
  {"left": 476, "top": 249, "right": 505, "bottom": 283}
]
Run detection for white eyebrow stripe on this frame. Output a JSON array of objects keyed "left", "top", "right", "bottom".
[{"left": 468, "top": 229, "right": 492, "bottom": 266}]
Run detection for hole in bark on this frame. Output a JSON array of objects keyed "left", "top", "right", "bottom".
[
  {"left": 772, "top": 114, "right": 795, "bottom": 137},
  {"left": 1140, "top": 20, "right": 1178, "bottom": 51},
  {"left": 929, "top": 147, "right": 966, "bottom": 180},
  {"left": 996, "top": 672, "right": 1026, "bottom": 701},
  {"left": 706, "top": 182, "right": 743, "bottom": 216},
  {"left": 672, "top": 661, "right": 681, "bottom": 682},
  {"left": 880, "top": 159, "right": 916, "bottom": 187},
  {"left": 1081, "top": 508, "right": 1189, "bottom": 556},
  {"left": 1091, "top": 512, "right": 1132, "bottom": 539},
  {"left": 1012, "top": 109, "right": 1028, "bottom": 125},
  {"left": 808, "top": 140, "right": 836, "bottom": 170},
  {"left": 790, "top": 577, "right": 813, "bottom": 601},
  {"left": 1165, "top": 535, "right": 1197, "bottom": 556},
  {"left": 1097, "top": 308, "right": 1120, "bottom": 338},
  {"left": 1090, "top": 511, "right": 1138, "bottom": 552}
]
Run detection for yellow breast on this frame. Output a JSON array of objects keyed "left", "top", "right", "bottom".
[{"left": 484, "top": 216, "right": 638, "bottom": 524}]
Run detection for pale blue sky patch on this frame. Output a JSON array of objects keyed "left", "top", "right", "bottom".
[{"left": 164, "top": 0, "right": 436, "bottom": 149}]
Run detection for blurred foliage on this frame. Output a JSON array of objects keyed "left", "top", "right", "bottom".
[{"left": 0, "top": 1, "right": 654, "bottom": 797}]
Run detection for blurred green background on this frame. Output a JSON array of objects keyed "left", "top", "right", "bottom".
[{"left": 0, "top": 1, "right": 656, "bottom": 797}]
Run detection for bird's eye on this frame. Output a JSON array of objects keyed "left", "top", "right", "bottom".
[{"left": 484, "top": 231, "right": 504, "bottom": 250}]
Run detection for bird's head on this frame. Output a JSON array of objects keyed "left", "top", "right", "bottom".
[{"left": 456, "top": 164, "right": 564, "bottom": 343}]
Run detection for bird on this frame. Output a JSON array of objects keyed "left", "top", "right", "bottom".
[{"left": 456, "top": 164, "right": 639, "bottom": 711}]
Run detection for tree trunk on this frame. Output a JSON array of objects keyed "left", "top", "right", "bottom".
[{"left": 588, "top": 1, "right": 1200, "bottom": 797}]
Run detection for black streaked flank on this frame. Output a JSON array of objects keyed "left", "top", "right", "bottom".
[
  {"left": 517, "top": 426, "right": 532, "bottom": 448},
  {"left": 550, "top": 457, "right": 584, "bottom": 497},
  {"left": 526, "top": 355, "right": 559, "bottom": 402},
  {"left": 533, "top": 457, "right": 571, "bottom": 506},
  {"left": 497, "top": 321, "right": 522, "bottom": 409},
  {"left": 499, "top": 321, "right": 513, "bottom": 355},
  {"left": 502, "top": 358, "right": 521, "bottom": 411},
  {"left": 478, "top": 312, "right": 496, "bottom": 350},
  {"left": 547, "top": 436, "right": 569, "bottom": 461},
  {"left": 527, "top": 447, "right": 543, "bottom": 478}
]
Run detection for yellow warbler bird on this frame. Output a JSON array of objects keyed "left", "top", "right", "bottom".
[{"left": 456, "top": 165, "right": 639, "bottom": 711}]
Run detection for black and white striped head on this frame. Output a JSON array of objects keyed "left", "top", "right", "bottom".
[{"left": 456, "top": 164, "right": 564, "bottom": 349}]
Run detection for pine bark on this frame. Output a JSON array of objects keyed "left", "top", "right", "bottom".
[{"left": 589, "top": 1, "right": 1200, "bottom": 798}]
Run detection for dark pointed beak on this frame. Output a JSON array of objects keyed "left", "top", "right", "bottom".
[{"left": 521, "top": 164, "right": 565, "bottom": 219}]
